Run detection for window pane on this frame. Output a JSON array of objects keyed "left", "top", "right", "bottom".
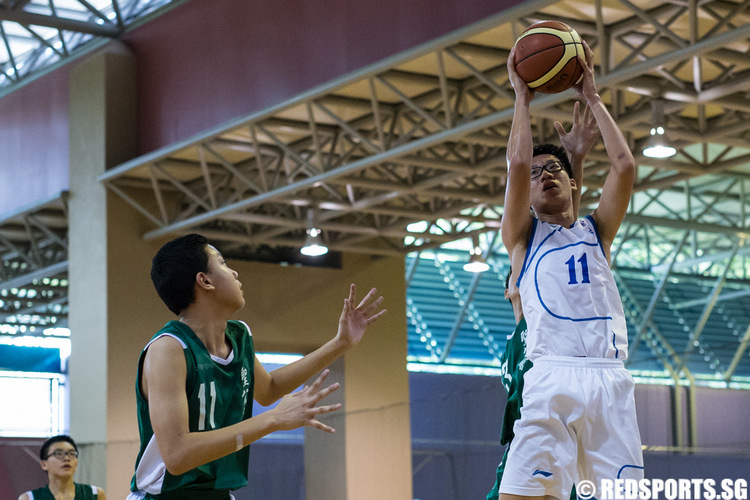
[{"left": 0, "top": 373, "right": 66, "bottom": 437}]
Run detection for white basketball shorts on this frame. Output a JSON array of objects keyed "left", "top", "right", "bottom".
[{"left": 499, "top": 356, "right": 644, "bottom": 500}]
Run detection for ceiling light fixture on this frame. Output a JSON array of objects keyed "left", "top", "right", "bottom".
[
  {"left": 463, "top": 236, "right": 489, "bottom": 273},
  {"left": 300, "top": 210, "right": 328, "bottom": 257},
  {"left": 642, "top": 99, "right": 676, "bottom": 159}
]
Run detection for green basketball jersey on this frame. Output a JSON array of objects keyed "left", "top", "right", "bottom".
[
  {"left": 130, "top": 320, "right": 255, "bottom": 496},
  {"left": 487, "top": 317, "right": 575, "bottom": 500},
  {"left": 487, "top": 318, "right": 531, "bottom": 500},
  {"left": 27, "top": 484, "right": 100, "bottom": 499},
  {"left": 498, "top": 317, "right": 531, "bottom": 447}
]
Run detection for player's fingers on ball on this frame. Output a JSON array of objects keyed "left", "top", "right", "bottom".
[
  {"left": 577, "top": 53, "right": 588, "bottom": 70},
  {"left": 582, "top": 41, "right": 594, "bottom": 65},
  {"left": 507, "top": 47, "right": 516, "bottom": 70}
]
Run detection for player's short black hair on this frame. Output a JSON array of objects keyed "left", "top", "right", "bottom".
[
  {"left": 40, "top": 435, "right": 77, "bottom": 460},
  {"left": 151, "top": 233, "right": 210, "bottom": 315},
  {"left": 533, "top": 143, "right": 573, "bottom": 178}
]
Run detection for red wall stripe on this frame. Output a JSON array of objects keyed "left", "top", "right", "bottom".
[
  {"left": 125, "top": 0, "right": 522, "bottom": 154},
  {"left": 0, "top": 70, "right": 70, "bottom": 215}
]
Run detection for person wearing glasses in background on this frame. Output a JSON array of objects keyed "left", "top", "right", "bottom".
[{"left": 18, "top": 435, "right": 106, "bottom": 500}]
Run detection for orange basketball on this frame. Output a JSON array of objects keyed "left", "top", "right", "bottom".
[{"left": 513, "top": 21, "right": 585, "bottom": 94}]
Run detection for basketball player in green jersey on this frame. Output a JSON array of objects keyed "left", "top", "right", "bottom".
[
  {"left": 486, "top": 269, "right": 530, "bottom": 500},
  {"left": 19, "top": 435, "right": 106, "bottom": 500},
  {"left": 128, "top": 234, "right": 386, "bottom": 499},
  {"left": 487, "top": 270, "right": 582, "bottom": 500},
  {"left": 487, "top": 101, "right": 598, "bottom": 500}
]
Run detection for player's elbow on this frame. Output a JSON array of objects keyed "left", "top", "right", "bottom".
[
  {"left": 255, "top": 393, "right": 277, "bottom": 407},
  {"left": 255, "top": 378, "right": 290, "bottom": 406},
  {"left": 163, "top": 455, "right": 193, "bottom": 476},
  {"left": 507, "top": 153, "right": 530, "bottom": 173},
  {"left": 160, "top": 444, "right": 195, "bottom": 476},
  {"left": 612, "top": 152, "right": 636, "bottom": 175},
  {"left": 254, "top": 386, "right": 282, "bottom": 407},
  {"left": 614, "top": 159, "right": 636, "bottom": 186}
]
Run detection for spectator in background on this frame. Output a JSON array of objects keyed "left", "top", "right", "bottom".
[{"left": 18, "top": 435, "right": 106, "bottom": 500}]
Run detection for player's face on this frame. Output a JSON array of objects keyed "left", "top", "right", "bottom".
[
  {"left": 529, "top": 154, "right": 574, "bottom": 212},
  {"left": 205, "top": 245, "right": 245, "bottom": 311},
  {"left": 41, "top": 442, "right": 77, "bottom": 478}
]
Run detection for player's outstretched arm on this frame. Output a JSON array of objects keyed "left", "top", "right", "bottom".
[
  {"left": 254, "top": 284, "right": 385, "bottom": 406},
  {"left": 143, "top": 339, "right": 342, "bottom": 476},
  {"left": 573, "top": 40, "right": 635, "bottom": 255},
  {"left": 502, "top": 46, "right": 535, "bottom": 272},
  {"left": 555, "top": 100, "right": 600, "bottom": 216}
]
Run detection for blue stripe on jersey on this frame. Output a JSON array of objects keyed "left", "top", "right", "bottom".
[
  {"left": 617, "top": 464, "right": 644, "bottom": 479},
  {"left": 516, "top": 218, "right": 538, "bottom": 288},
  {"left": 585, "top": 214, "right": 607, "bottom": 257},
  {"left": 612, "top": 331, "right": 619, "bottom": 358}
]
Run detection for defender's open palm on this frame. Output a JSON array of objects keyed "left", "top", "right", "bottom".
[
  {"left": 555, "top": 101, "right": 600, "bottom": 159},
  {"left": 336, "top": 284, "right": 386, "bottom": 348},
  {"left": 272, "top": 369, "right": 342, "bottom": 433}
]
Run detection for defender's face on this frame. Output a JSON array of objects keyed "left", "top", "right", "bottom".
[
  {"left": 529, "top": 154, "right": 574, "bottom": 213},
  {"left": 205, "top": 245, "right": 245, "bottom": 311}
]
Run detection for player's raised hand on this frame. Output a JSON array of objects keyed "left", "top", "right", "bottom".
[
  {"left": 335, "top": 284, "right": 386, "bottom": 348},
  {"left": 271, "top": 369, "right": 341, "bottom": 433},
  {"left": 555, "top": 101, "right": 600, "bottom": 159},
  {"left": 507, "top": 46, "right": 534, "bottom": 101},
  {"left": 572, "top": 40, "right": 598, "bottom": 102}
]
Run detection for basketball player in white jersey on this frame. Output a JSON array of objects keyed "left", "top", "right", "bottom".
[
  {"left": 487, "top": 101, "right": 599, "bottom": 500},
  {"left": 498, "top": 40, "right": 644, "bottom": 500}
]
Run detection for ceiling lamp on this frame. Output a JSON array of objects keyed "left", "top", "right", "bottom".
[
  {"left": 463, "top": 236, "right": 489, "bottom": 273},
  {"left": 642, "top": 99, "right": 676, "bottom": 159},
  {"left": 300, "top": 210, "right": 328, "bottom": 257}
]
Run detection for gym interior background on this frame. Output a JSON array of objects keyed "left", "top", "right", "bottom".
[{"left": 1, "top": 0, "right": 750, "bottom": 498}]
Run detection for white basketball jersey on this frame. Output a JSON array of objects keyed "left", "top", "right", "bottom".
[{"left": 516, "top": 215, "right": 628, "bottom": 360}]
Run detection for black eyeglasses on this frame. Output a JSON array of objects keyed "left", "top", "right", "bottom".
[
  {"left": 530, "top": 160, "right": 564, "bottom": 179},
  {"left": 46, "top": 449, "right": 79, "bottom": 460}
]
